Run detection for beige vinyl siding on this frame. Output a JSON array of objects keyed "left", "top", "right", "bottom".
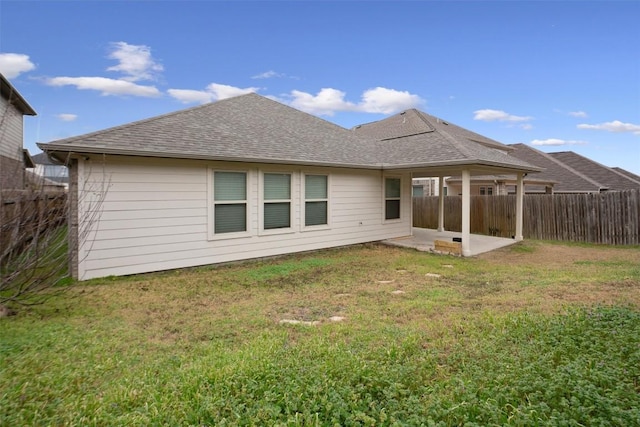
[
  {"left": 76, "top": 156, "right": 412, "bottom": 280},
  {"left": 0, "top": 96, "right": 24, "bottom": 160}
]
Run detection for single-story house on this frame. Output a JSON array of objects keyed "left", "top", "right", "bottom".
[{"left": 39, "top": 93, "right": 540, "bottom": 280}]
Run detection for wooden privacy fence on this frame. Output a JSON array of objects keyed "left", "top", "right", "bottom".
[
  {"left": 1, "top": 191, "right": 68, "bottom": 262},
  {"left": 413, "top": 190, "right": 640, "bottom": 245}
]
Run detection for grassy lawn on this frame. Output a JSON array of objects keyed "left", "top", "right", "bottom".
[{"left": 1, "top": 241, "right": 639, "bottom": 426}]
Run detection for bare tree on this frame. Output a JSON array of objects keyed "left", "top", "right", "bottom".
[{"left": 0, "top": 157, "right": 109, "bottom": 315}]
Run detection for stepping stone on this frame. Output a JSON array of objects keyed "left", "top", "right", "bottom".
[
  {"left": 377, "top": 280, "right": 394, "bottom": 284},
  {"left": 329, "top": 316, "right": 345, "bottom": 322},
  {"left": 334, "top": 293, "right": 352, "bottom": 298},
  {"left": 391, "top": 290, "right": 405, "bottom": 295},
  {"left": 426, "top": 273, "right": 442, "bottom": 278},
  {"left": 279, "top": 319, "right": 320, "bottom": 326},
  {"left": 442, "top": 264, "right": 454, "bottom": 268},
  {"left": 396, "top": 269, "right": 408, "bottom": 274}
]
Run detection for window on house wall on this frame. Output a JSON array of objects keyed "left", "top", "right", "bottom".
[
  {"left": 385, "top": 177, "right": 401, "bottom": 220},
  {"left": 213, "top": 171, "right": 247, "bottom": 234},
  {"left": 263, "top": 173, "right": 291, "bottom": 230},
  {"left": 480, "top": 186, "right": 494, "bottom": 196},
  {"left": 412, "top": 185, "right": 424, "bottom": 197},
  {"left": 304, "top": 174, "right": 328, "bottom": 227}
]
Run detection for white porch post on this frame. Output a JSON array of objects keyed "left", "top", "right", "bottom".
[
  {"left": 461, "top": 169, "right": 471, "bottom": 256},
  {"left": 515, "top": 172, "right": 524, "bottom": 241},
  {"left": 438, "top": 175, "right": 445, "bottom": 232}
]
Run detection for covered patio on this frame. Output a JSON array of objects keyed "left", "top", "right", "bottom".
[
  {"left": 383, "top": 227, "right": 518, "bottom": 256},
  {"left": 353, "top": 108, "right": 541, "bottom": 258}
]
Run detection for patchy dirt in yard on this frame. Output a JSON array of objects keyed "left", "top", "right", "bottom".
[{"left": 478, "top": 241, "right": 640, "bottom": 266}]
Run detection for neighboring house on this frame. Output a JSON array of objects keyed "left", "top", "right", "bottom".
[
  {"left": 446, "top": 173, "right": 556, "bottom": 196},
  {"left": 548, "top": 151, "right": 640, "bottom": 192},
  {"left": 412, "top": 177, "right": 441, "bottom": 197},
  {"left": 448, "top": 144, "right": 640, "bottom": 194},
  {"left": 39, "top": 94, "right": 539, "bottom": 280},
  {"left": 31, "top": 152, "right": 69, "bottom": 190},
  {"left": 0, "top": 73, "right": 37, "bottom": 190}
]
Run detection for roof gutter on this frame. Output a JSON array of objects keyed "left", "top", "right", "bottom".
[{"left": 39, "top": 144, "right": 542, "bottom": 174}]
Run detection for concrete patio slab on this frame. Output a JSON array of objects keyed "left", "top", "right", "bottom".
[{"left": 382, "top": 227, "right": 518, "bottom": 257}]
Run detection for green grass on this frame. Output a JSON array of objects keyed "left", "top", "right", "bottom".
[{"left": 1, "top": 242, "right": 639, "bottom": 425}]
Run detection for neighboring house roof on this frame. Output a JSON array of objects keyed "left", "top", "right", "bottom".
[
  {"left": 39, "top": 93, "right": 539, "bottom": 173},
  {"left": 612, "top": 167, "right": 640, "bottom": 182},
  {"left": 0, "top": 73, "right": 37, "bottom": 116},
  {"left": 507, "top": 144, "right": 605, "bottom": 192},
  {"left": 32, "top": 152, "right": 61, "bottom": 165},
  {"left": 549, "top": 151, "right": 640, "bottom": 191}
]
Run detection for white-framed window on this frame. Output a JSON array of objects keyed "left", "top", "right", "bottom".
[
  {"left": 262, "top": 172, "right": 293, "bottom": 231},
  {"left": 209, "top": 170, "right": 249, "bottom": 239},
  {"left": 480, "top": 186, "right": 493, "bottom": 196},
  {"left": 303, "top": 174, "right": 329, "bottom": 229},
  {"left": 384, "top": 177, "right": 401, "bottom": 221}
]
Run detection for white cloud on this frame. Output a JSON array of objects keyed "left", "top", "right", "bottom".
[
  {"left": 359, "top": 87, "right": 424, "bottom": 114},
  {"left": 46, "top": 76, "right": 161, "bottom": 97},
  {"left": 577, "top": 120, "right": 640, "bottom": 135},
  {"left": 167, "top": 89, "right": 214, "bottom": 104},
  {"left": 207, "top": 83, "right": 258, "bottom": 100},
  {"left": 56, "top": 113, "right": 78, "bottom": 122},
  {"left": 473, "top": 109, "right": 533, "bottom": 123},
  {"left": 0, "top": 53, "right": 36, "bottom": 78},
  {"left": 531, "top": 138, "right": 587, "bottom": 146},
  {"left": 288, "top": 88, "right": 356, "bottom": 116},
  {"left": 106, "top": 42, "right": 163, "bottom": 82},
  {"left": 167, "top": 83, "right": 259, "bottom": 104},
  {"left": 286, "top": 87, "right": 423, "bottom": 116},
  {"left": 568, "top": 111, "right": 588, "bottom": 118},
  {"left": 521, "top": 124, "right": 534, "bottom": 130},
  {"left": 252, "top": 70, "right": 283, "bottom": 79},
  {"left": 251, "top": 70, "right": 299, "bottom": 80}
]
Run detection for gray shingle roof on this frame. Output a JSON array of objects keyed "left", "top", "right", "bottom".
[
  {"left": 40, "top": 94, "right": 381, "bottom": 168},
  {"left": 32, "top": 152, "right": 57, "bottom": 165},
  {"left": 354, "top": 109, "right": 538, "bottom": 171},
  {"left": 549, "top": 151, "right": 640, "bottom": 191},
  {"left": 39, "top": 93, "right": 539, "bottom": 172},
  {"left": 507, "top": 144, "right": 604, "bottom": 192},
  {"left": 613, "top": 167, "right": 640, "bottom": 182}
]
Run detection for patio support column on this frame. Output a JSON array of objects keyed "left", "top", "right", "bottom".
[
  {"left": 437, "top": 175, "right": 445, "bottom": 232},
  {"left": 461, "top": 169, "right": 471, "bottom": 256},
  {"left": 515, "top": 172, "right": 524, "bottom": 241}
]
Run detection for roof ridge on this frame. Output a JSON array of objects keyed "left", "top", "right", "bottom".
[
  {"left": 413, "top": 110, "right": 436, "bottom": 132},
  {"left": 436, "top": 127, "right": 475, "bottom": 160}
]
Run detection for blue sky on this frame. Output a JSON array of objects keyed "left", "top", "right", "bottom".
[{"left": 1, "top": 1, "right": 639, "bottom": 174}]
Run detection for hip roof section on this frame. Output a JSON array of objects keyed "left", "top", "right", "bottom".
[{"left": 39, "top": 93, "right": 539, "bottom": 172}]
